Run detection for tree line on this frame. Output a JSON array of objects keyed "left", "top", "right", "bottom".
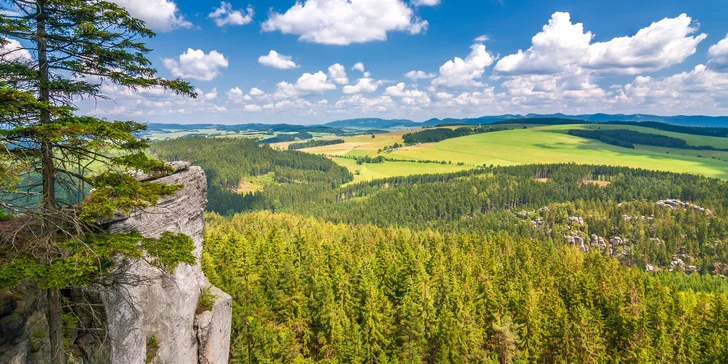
[
  {"left": 568, "top": 129, "right": 728, "bottom": 151},
  {"left": 288, "top": 139, "right": 345, "bottom": 150},
  {"left": 402, "top": 126, "right": 507, "bottom": 144}
]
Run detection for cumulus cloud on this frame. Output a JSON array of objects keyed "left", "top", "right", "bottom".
[
  {"left": 616, "top": 65, "right": 728, "bottom": 113},
  {"left": 352, "top": 62, "right": 366, "bottom": 72},
  {"left": 385, "top": 82, "right": 431, "bottom": 105},
  {"left": 208, "top": 2, "right": 254, "bottom": 27},
  {"left": 0, "top": 38, "right": 32, "bottom": 62},
  {"left": 243, "top": 104, "right": 262, "bottom": 112},
  {"left": 296, "top": 71, "right": 337, "bottom": 92},
  {"left": 261, "top": 0, "right": 428, "bottom": 45},
  {"left": 412, "top": 0, "right": 440, "bottom": 5},
  {"left": 163, "top": 49, "right": 228, "bottom": 81},
  {"left": 343, "top": 77, "right": 382, "bottom": 94},
  {"left": 432, "top": 43, "right": 495, "bottom": 88},
  {"left": 404, "top": 70, "right": 436, "bottom": 80},
  {"left": 273, "top": 82, "right": 300, "bottom": 99},
  {"left": 111, "top": 0, "right": 191, "bottom": 32},
  {"left": 199, "top": 87, "right": 218, "bottom": 101},
  {"left": 274, "top": 71, "right": 337, "bottom": 98},
  {"left": 494, "top": 12, "right": 706, "bottom": 75},
  {"left": 708, "top": 33, "right": 728, "bottom": 72},
  {"left": 335, "top": 94, "right": 396, "bottom": 112},
  {"left": 249, "top": 87, "right": 265, "bottom": 96},
  {"left": 328, "top": 63, "right": 349, "bottom": 85},
  {"left": 226, "top": 87, "right": 252, "bottom": 103},
  {"left": 258, "top": 50, "right": 300, "bottom": 69}
]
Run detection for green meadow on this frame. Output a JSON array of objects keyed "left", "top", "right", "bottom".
[{"left": 296, "top": 124, "right": 728, "bottom": 181}]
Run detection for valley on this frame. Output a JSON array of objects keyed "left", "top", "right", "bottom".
[{"left": 286, "top": 123, "right": 728, "bottom": 181}]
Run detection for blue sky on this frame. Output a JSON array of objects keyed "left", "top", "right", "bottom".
[{"left": 63, "top": 1, "right": 728, "bottom": 123}]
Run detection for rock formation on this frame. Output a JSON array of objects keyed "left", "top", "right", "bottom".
[
  {"left": 104, "top": 164, "right": 232, "bottom": 364},
  {"left": 0, "top": 164, "right": 231, "bottom": 363}
]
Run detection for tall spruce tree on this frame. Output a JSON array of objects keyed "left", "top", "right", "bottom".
[{"left": 0, "top": 1, "right": 196, "bottom": 362}]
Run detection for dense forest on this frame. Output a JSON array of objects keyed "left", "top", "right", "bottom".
[
  {"left": 608, "top": 121, "right": 728, "bottom": 138},
  {"left": 203, "top": 211, "right": 728, "bottom": 363},
  {"left": 150, "top": 136, "right": 728, "bottom": 362},
  {"left": 261, "top": 131, "right": 313, "bottom": 143},
  {"left": 150, "top": 137, "right": 352, "bottom": 214},
  {"left": 568, "top": 129, "right": 728, "bottom": 150},
  {"left": 402, "top": 126, "right": 506, "bottom": 144},
  {"left": 288, "top": 139, "right": 345, "bottom": 150}
]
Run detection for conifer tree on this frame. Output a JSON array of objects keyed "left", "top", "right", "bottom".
[{"left": 1, "top": 1, "right": 196, "bottom": 362}]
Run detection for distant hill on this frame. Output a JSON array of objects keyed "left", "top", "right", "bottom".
[
  {"left": 325, "top": 114, "right": 728, "bottom": 129},
  {"left": 145, "top": 114, "right": 728, "bottom": 133},
  {"left": 323, "top": 118, "right": 419, "bottom": 129}
]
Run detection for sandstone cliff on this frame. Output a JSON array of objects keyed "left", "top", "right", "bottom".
[
  {"left": 104, "top": 164, "right": 232, "bottom": 364},
  {"left": 0, "top": 164, "right": 232, "bottom": 363}
]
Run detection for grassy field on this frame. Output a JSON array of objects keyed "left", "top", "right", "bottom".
[
  {"left": 333, "top": 157, "right": 471, "bottom": 184},
  {"left": 290, "top": 124, "right": 728, "bottom": 180}
]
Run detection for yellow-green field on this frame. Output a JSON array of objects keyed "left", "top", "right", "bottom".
[
  {"left": 333, "top": 157, "right": 471, "bottom": 184},
  {"left": 293, "top": 124, "right": 728, "bottom": 180}
]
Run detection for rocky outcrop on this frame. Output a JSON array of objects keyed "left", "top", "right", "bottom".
[
  {"left": 657, "top": 199, "right": 713, "bottom": 215},
  {"left": 0, "top": 287, "right": 50, "bottom": 364},
  {"left": 103, "top": 164, "right": 231, "bottom": 364}
]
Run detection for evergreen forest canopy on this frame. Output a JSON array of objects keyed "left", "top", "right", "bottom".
[
  {"left": 568, "top": 129, "right": 728, "bottom": 151},
  {"left": 402, "top": 126, "right": 507, "bottom": 144},
  {"left": 149, "top": 136, "right": 728, "bottom": 362},
  {"left": 288, "top": 138, "right": 345, "bottom": 150}
]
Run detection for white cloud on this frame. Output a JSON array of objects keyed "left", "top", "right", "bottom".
[
  {"left": 412, "top": 0, "right": 440, "bottom": 5},
  {"left": 163, "top": 49, "right": 228, "bottom": 81},
  {"left": 243, "top": 104, "right": 262, "bottom": 112},
  {"left": 249, "top": 87, "right": 265, "bottom": 96},
  {"left": 432, "top": 43, "right": 495, "bottom": 88},
  {"left": 258, "top": 50, "right": 299, "bottom": 69},
  {"left": 352, "top": 62, "right": 366, "bottom": 72},
  {"left": 328, "top": 63, "right": 349, "bottom": 85},
  {"left": 209, "top": 2, "right": 254, "bottom": 27},
  {"left": 404, "top": 70, "right": 436, "bottom": 80},
  {"left": 708, "top": 33, "right": 728, "bottom": 72},
  {"left": 261, "top": 0, "right": 428, "bottom": 45},
  {"left": 335, "top": 94, "right": 396, "bottom": 112},
  {"left": 385, "top": 82, "right": 431, "bottom": 105},
  {"left": 296, "top": 71, "right": 337, "bottom": 92},
  {"left": 226, "top": 87, "right": 246, "bottom": 103},
  {"left": 111, "top": 0, "right": 191, "bottom": 32},
  {"left": 273, "top": 81, "right": 300, "bottom": 99},
  {"left": 200, "top": 87, "right": 218, "bottom": 101},
  {"left": 474, "top": 35, "right": 489, "bottom": 43},
  {"left": 343, "top": 77, "right": 382, "bottom": 94},
  {"left": 0, "top": 38, "right": 32, "bottom": 62},
  {"left": 494, "top": 12, "right": 706, "bottom": 75},
  {"left": 616, "top": 65, "right": 728, "bottom": 113},
  {"left": 274, "top": 71, "right": 337, "bottom": 99}
]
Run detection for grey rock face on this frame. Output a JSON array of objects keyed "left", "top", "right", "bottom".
[
  {"left": 195, "top": 286, "right": 232, "bottom": 364},
  {"left": 104, "top": 165, "right": 231, "bottom": 364}
]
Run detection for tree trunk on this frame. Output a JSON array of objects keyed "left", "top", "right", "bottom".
[
  {"left": 47, "top": 288, "right": 65, "bottom": 364},
  {"left": 37, "top": 2, "right": 64, "bottom": 363}
]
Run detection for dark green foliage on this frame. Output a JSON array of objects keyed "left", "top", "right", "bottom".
[
  {"left": 149, "top": 137, "right": 352, "bottom": 214},
  {"left": 608, "top": 121, "right": 728, "bottom": 138},
  {"left": 402, "top": 126, "right": 506, "bottom": 144},
  {"left": 196, "top": 285, "right": 216, "bottom": 314},
  {"left": 203, "top": 211, "right": 728, "bottom": 363},
  {"left": 1, "top": 2, "right": 197, "bottom": 361},
  {"left": 568, "top": 128, "right": 728, "bottom": 150},
  {"left": 261, "top": 132, "right": 313, "bottom": 143},
  {"left": 288, "top": 138, "right": 345, "bottom": 150}
]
